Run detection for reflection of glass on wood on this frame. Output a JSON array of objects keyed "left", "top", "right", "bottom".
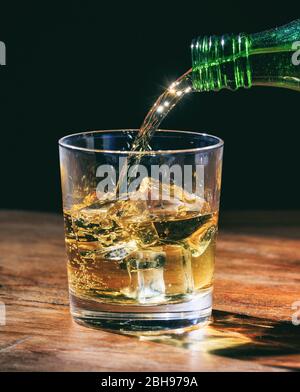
[{"left": 139, "top": 310, "right": 300, "bottom": 368}]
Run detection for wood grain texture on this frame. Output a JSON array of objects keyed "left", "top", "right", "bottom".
[{"left": 0, "top": 210, "right": 299, "bottom": 372}]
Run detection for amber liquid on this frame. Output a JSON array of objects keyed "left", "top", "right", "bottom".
[{"left": 64, "top": 180, "right": 217, "bottom": 306}]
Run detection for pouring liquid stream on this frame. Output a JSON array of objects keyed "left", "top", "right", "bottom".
[
  {"left": 134, "top": 68, "right": 193, "bottom": 152},
  {"left": 116, "top": 69, "right": 193, "bottom": 196}
]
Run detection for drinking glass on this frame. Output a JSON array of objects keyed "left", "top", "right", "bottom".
[{"left": 59, "top": 130, "right": 223, "bottom": 333}]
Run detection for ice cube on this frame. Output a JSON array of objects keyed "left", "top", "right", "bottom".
[
  {"left": 185, "top": 216, "right": 217, "bottom": 257},
  {"left": 72, "top": 205, "right": 134, "bottom": 248},
  {"left": 136, "top": 176, "right": 209, "bottom": 217},
  {"left": 183, "top": 219, "right": 217, "bottom": 291},
  {"left": 113, "top": 177, "right": 208, "bottom": 219},
  {"left": 108, "top": 197, "right": 159, "bottom": 247},
  {"left": 120, "top": 249, "right": 166, "bottom": 303},
  {"left": 102, "top": 240, "right": 137, "bottom": 261},
  {"left": 158, "top": 244, "right": 194, "bottom": 295},
  {"left": 154, "top": 214, "right": 214, "bottom": 242},
  {"left": 190, "top": 238, "right": 215, "bottom": 290},
  {"left": 107, "top": 177, "right": 209, "bottom": 246}
]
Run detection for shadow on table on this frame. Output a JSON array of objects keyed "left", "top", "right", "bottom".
[{"left": 137, "top": 310, "right": 300, "bottom": 370}]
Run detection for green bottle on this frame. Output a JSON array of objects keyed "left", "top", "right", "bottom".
[{"left": 191, "top": 19, "right": 300, "bottom": 92}]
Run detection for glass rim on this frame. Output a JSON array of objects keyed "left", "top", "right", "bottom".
[{"left": 58, "top": 129, "right": 224, "bottom": 155}]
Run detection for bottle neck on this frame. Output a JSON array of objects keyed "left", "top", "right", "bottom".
[{"left": 191, "top": 33, "right": 252, "bottom": 91}]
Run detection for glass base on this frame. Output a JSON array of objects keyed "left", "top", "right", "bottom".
[{"left": 70, "top": 288, "right": 212, "bottom": 334}]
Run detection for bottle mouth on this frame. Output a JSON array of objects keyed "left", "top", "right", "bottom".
[{"left": 191, "top": 33, "right": 252, "bottom": 91}]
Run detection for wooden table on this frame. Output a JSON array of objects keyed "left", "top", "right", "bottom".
[{"left": 0, "top": 210, "right": 299, "bottom": 372}]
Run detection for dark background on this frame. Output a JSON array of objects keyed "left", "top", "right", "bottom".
[{"left": 0, "top": 1, "right": 299, "bottom": 213}]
